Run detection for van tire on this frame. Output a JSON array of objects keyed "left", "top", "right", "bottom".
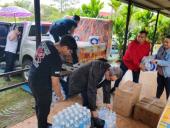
[{"left": 22, "top": 59, "right": 32, "bottom": 81}]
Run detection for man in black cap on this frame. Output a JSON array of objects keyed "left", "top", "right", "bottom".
[{"left": 28, "top": 35, "right": 74, "bottom": 128}]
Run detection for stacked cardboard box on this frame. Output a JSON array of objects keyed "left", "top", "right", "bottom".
[
  {"left": 113, "top": 81, "right": 142, "bottom": 117},
  {"left": 133, "top": 97, "right": 165, "bottom": 128}
]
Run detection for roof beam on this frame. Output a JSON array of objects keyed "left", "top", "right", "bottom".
[
  {"left": 120, "top": 0, "right": 170, "bottom": 17},
  {"left": 146, "top": 0, "right": 170, "bottom": 11}
]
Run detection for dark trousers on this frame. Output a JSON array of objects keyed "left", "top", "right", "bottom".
[
  {"left": 29, "top": 81, "right": 52, "bottom": 128},
  {"left": 110, "top": 62, "right": 140, "bottom": 93},
  {"left": 5, "top": 51, "right": 16, "bottom": 73},
  {"left": 156, "top": 73, "right": 170, "bottom": 99}
]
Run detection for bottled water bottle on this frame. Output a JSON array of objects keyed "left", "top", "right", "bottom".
[{"left": 98, "top": 107, "right": 116, "bottom": 128}]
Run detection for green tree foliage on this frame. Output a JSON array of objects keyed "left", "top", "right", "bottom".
[
  {"left": 156, "top": 15, "right": 170, "bottom": 43},
  {"left": 41, "top": 4, "right": 63, "bottom": 22},
  {"left": 109, "top": 0, "right": 170, "bottom": 57},
  {"left": 78, "top": 0, "right": 104, "bottom": 18},
  {"left": 52, "top": 0, "right": 79, "bottom": 12},
  {"left": 131, "top": 10, "right": 155, "bottom": 41},
  {"left": 109, "top": 0, "right": 121, "bottom": 12},
  {"left": 13, "top": 0, "right": 32, "bottom": 11},
  {"left": 108, "top": 0, "right": 126, "bottom": 56}
]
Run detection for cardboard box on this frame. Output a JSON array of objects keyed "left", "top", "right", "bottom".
[
  {"left": 133, "top": 97, "right": 165, "bottom": 128},
  {"left": 113, "top": 81, "right": 142, "bottom": 117}
]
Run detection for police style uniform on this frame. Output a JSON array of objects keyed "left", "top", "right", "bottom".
[{"left": 28, "top": 41, "right": 62, "bottom": 128}]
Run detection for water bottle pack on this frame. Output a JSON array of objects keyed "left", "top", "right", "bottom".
[
  {"left": 141, "top": 56, "right": 157, "bottom": 71},
  {"left": 145, "top": 61, "right": 157, "bottom": 71},
  {"left": 51, "top": 85, "right": 66, "bottom": 106},
  {"left": 98, "top": 107, "right": 116, "bottom": 128},
  {"left": 52, "top": 103, "right": 91, "bottom": 128}
]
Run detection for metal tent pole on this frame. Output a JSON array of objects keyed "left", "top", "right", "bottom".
[
  {"left": 151, "top": 10, "right": 160, "bottom": 54},
  {"left": 34, "top": 0, "right": 41, "bottom": 49},
  {"left": 122, "top": 0, "right": 132, "bottom": 56}
]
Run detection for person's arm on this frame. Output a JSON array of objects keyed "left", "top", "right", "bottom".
[
  {"left": 87, "top": 66, "right": 98, "bottom": 111},
  {"left": 87, "top": 62, "right": 105, "bottom": 111},
  {"left": 152, "top": 55, "right": 170, "bottom": 67},
  {"left": 102, "top": 80, "right": 112, "bottom": 110},
  {"left": 102, "top": 80, "right": 111, "bottom": 104},
  {"left": 50, "top": 44, "right": 64, "bottom": 100},
  {"left": 8, "top": 31, "right": 17, "bottom": 41},
  {"left": 51, "top": 76, "right": 64, "bottom": 100}
]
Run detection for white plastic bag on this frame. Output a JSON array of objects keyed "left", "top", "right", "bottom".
[{"left": 119, "top": 70, "right": 133, "bottom": 86}]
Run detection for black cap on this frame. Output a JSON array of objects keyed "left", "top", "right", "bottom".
[
  {"left": 60, "top": 35, "right": 77, "bottom": 50},
  {"left": 72, "top": 15, "right": 80, "bottom": 22}
]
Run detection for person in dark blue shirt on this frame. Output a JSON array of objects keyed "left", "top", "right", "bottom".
[{"left": 49, "top": 15, "right": 80, "bottom": 43}]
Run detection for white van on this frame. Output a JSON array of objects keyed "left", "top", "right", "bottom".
[{"left": 0, "top": 21, "right": 52, "bottom": 79}]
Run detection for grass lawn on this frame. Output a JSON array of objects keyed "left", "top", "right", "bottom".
[{"left": 0, "top": 75, "right": 35, "bottom": 128}]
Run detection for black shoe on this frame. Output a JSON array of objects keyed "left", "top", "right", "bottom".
[
  {"left": 91, "top": 117, "right": 105, "bottom": 128},
  {"left": 47, "top": 123, "right": 52, "bottom": 128}
]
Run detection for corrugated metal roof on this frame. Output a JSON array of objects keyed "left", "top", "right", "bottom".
[{"left": 120, "top": 0, "right": 170, "bottom": 17}]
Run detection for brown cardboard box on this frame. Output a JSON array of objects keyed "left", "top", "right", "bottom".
[
  {"left": 133, "top": 97, "right": 165, "bottom": 128},
  {"left": 113, "top": 81, "right": 142, "bottom": 117}
]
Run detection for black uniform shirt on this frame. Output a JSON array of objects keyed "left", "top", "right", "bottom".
[{"left": 29, "top": 41, "right": 62, "bottom": 91}]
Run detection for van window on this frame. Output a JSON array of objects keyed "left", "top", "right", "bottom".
[{"left": 29, "top": 25, "right": 50, "bottom": 36}]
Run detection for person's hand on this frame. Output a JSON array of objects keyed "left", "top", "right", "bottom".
[
  {"left": 106, "top": 104, "right": 112, "bottom": 110},
  {"left": 58, "top": 95, "right": 65, "bottom": 102},
  {"left": 151, "top": 59, "right": 157, "bottom": 64},
  {"left": 91, "top": 111, "right": 98, "bottom": 118},
  {"left": 139, "top": 63, "right": 145, "bottom": 71}
]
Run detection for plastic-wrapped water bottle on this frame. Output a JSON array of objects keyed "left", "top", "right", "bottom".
[
  {"left": 52, "top": 103, "right": 91, "bottom": 128},
  {"left": 73, "top": 116, "right": 79, "bottom": 128},
  {"left": 142, "top": 56, "right": 157, "bottom": 71},
  {"left": 51, "top": 85, "right": 66, "bottom": 107},
  {"left": 82, "top": 110, "right": 91, "bottom": 128},
  {"left": 98, "top": 107, "right": 116, "bottom": 128}
]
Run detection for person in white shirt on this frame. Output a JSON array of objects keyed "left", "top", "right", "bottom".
[{"left": 4, "top": 26, "right": 23, "bottom": 81}]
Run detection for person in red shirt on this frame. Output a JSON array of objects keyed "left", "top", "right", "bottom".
[{"left": 111, "top": 30, "right": 150, "bottom": 93}]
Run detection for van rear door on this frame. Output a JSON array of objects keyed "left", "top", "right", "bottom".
[{"left": 0, "top": 22, "right": 11, "bottom": 62}]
